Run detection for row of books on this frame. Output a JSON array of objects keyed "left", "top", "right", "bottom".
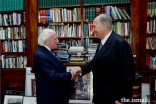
[
  {"left": 0, "top": 26, "right": 26, "bottom": 39},
  {"left": 83, "top": 7, "right": 95, "bottom": 21},
  {"left": 84, "top": 39, "right": 98, "bottom": 49},
  {"left": 147, "top": 2, "right": 156, "bottom": 17},
  {"left": 93, "top": 5, "right": 130, "bottom": 20},
  {"left": 84, "top": 0, "right": 130, "bottom": 4},
  {"left": 38, "top": 0, "right": 80, "bottom": 7},
  {"left": 114, "top": 21, "right": 130, "bottom": 36},
  {"left": 0, "top": 13, "right": 23, "bottom": 26},
  {"left": 38, "top": 23, "right": 95, "bottom": 38},
  {"left": 38, "top": 23, "right": 81, "bottom": 37},
  {"left": 84, "top": 21, "right": 130, "bottom": 37},
  {"left": 2, "top": 40, "right": 26, "bottom": 52},
  {"left": 39, "top": 8, "right": 81, "bottom": 23},
  {"left": 38, "top": 5, "right": 130, "bottom": 24},
  {"left": 38, "top": 22, "right": 94, "bottom": 37},
  {"left": 84, "top": 6, "right": 130, "bottom": 21},
  {"left": 62, "top": 39, "right": 82, "bottom": 47},
  {"left": 85, "top": 43, "right": 98, "bottom": 62},
  {"left": 84, "top": 22, "right": 93, "bottom": 37},
  {"left": 147, "top": 19, "right": 156, "bottom": 34},
  {"left": 146, "top": 54, "right": 156, "bottom": 70},
  {"left": 38, "top": 0, "right": 130, "bottom": 7},
  {"left": 110, "top": 6, "right": 130, "bottom": 20},
  {"left": 1, "top": 55, "right": 27, "bottom": 68},
  {"left": 38, "top": 21, "right": 130, "bottom": 39},
  {"left": 0, "top": 0, "right": 24, "bottom": 11},
  {"left": 146, "top": 37, "right": 156, "bottom": 50}
]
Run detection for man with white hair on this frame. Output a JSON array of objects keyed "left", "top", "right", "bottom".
[
  {"left": 73, "top": 14, "right": 135, "bottom": 104},
  {"left": 33, "top": 28, "right": 76, "bottom": 104}
]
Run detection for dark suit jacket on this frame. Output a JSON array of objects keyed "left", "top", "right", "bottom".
[
  {"left": 33, "top": 46, "right": 71, "bottom": 104},
  {"left": 81, "top": 31, "right": 135, "bottom": 104}
]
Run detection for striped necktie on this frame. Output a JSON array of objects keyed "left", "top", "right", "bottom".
[
  {"left": 51, "top": 50, "right": 61, "bottom": 61},
  {"left": 99, "top": 42, "right": 103, "bottom": 51}
]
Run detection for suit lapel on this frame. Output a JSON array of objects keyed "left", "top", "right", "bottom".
[
  {"left": 93, "top": 32, "right": 114, "bottom": 62},
  {"left": 39, "top": 46, "right": 64, "bottom": 68}
]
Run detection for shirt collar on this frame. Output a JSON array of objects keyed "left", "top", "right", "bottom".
[
  {"left": 101, "top": 31, "right": 112, "bottom": 45},
  {"left": 44, "top": 45, "right": 51, "bottom": 51}
]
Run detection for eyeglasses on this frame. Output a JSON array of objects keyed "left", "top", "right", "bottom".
[
  {"left": 48, "top": 36, "right": 58, "bottom": 41},
  {"left": 54, "top": 36, "right": 58, "bottom": 41}
]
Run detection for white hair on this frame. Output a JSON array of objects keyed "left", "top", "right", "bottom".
[
  {"left": 38, "top": 30, "right": 51, "bottom": 46},
  {"left": 99, "top": 14, "right": 114, "bottom": 29}
]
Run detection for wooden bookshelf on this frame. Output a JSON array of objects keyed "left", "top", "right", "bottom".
[
  {"left": 138, "top": 0, "right": 156, "bottom": 82},
  {"left": 0, "top": 0, "right": 34, "bottom": 103},
  {"left": 1, "top": 0, "right": 155, "bottom": 103}
]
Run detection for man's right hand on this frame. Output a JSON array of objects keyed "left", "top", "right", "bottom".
[{"left": 70, "top": 68, "right": 82, "bottom": 80}]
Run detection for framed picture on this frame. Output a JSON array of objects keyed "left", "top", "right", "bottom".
[
  {"left": 3, "top": 95, "right": 23, "bottom": 104},
  {"left": 23, "top": 96, "right": 37, "bottom": 104},
  {"left": 25, "top": 73, "right": 35, "bottom": 96},
  {"left": 66, "top": 66, "right": 93, "bottom": 103},
  {"left": 31, "top": 79, "right": 36, "bottom": 96},
  {"left": 150, "top": 76, "right": 156, "bottom": 96}
]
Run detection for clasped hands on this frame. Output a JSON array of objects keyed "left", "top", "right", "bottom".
[{"left": 70, "top": 68, "right": 82, "bottom": 80}]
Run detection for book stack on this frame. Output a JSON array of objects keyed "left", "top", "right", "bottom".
[
  {"left": 68, "top": 46, "right": 86, "bottom": 63},
  {"left": 85, "top": 43, "right": 98, "bottom": 62},
  {"left": 54, "top": 43, "right": 69, "bottom": 62}
]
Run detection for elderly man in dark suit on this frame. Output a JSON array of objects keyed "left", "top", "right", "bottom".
[
  {"left": 73, "top": 14, "right": 135, "bottom": 104},
  {"left": 33, "top": 29, "right": 76, "bottom": 104}
]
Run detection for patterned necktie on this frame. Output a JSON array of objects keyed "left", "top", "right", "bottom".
[
  {"left": 99, "top": 42, "right": 103, "bottom": 51},
  {"left": 51, "top": 50, "right": 61, "bottom": 61}
]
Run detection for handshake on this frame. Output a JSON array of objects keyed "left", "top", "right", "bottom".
[{"left": 70, "top": 68, "right": 82, "bottom": 80}]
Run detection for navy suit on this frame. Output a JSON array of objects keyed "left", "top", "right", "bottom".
[
  {"left": 81, "top": 31, "right": 135, "bottom": 104},
  {"left": 33, "top": 46, "right": 71, "bottom": 104}
]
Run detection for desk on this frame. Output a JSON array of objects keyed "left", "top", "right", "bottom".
[{"left": 146, "top": 95, "right": 156, "bottom": 104}]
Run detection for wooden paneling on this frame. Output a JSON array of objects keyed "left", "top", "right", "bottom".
[
  {"left": 25, "top": 0, "right": 38, "bottom": 67},
  {"left": 138, "top": 0, "right": 148, "bottom": 70},
  {"left": 131, "top": 0, "right": 147, "bottom": 70},
  {"left": 130, "top": 0, "right": 141, "bottom": 70}
]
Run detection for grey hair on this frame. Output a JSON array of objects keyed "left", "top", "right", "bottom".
[
  {"left": 99, "top": 14, "right": 114, "bottom": 29},
  {"left": 38, "top": 30, "right": 51, "bottom": 46}
]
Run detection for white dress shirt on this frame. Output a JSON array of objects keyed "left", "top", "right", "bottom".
[
  {"left": 44, "top": 45, "right": 51, "bottom": 52},
  {"left": 101, "top": 31, "right": 112, "bottom": 45}
]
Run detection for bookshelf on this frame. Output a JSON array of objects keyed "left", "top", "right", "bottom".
[
  {"left": 0, "top": 0, "right": 35, "bottom": 103},
  {"left": 139, "top": 0, "right": 156, "bottom": 83},
  {"left": 37, "top": 0, "right": 132, "bottom": 65},
  {"left": 1, "top": 0, "right": 154, "bottom": 103},
  {"left": 36, "top": 0, "right": 141, "bottom": 101}
]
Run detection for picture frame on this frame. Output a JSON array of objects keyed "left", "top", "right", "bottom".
[
  {"left": 66, "top": 66, "right": 93, "bottom": 103},
  {"left": 23, "top": 96, "right": 37, "bottom": 104},
  {"left": 3, "top": 95, "right": 23, "bottom": 104},
  {"left": 150, "top": 76, "right": 156, "bottom": 96},
  {"left": 31, "top": 79, "right": 36, "bottom": 96},
  {"left": 25, "top": 73, "right": 35, "bottom": 96}
]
